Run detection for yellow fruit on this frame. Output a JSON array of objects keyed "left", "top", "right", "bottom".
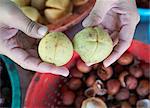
[
  {"left": 21, "top": 6, "right": 40, "bottom": 22},
  {"left": 38, "top": 32, "right": 73, "bottom": 66},
  {"left": 31, "top": 0, "right": 46, "bottom": 10},
  {"left": 11, "top": 0, "right": 30, "bottom": 7},
  {"left": 44, "top": 0, "right": 73, "bottom": 23},
  {"left": 73, "top": 27, "right": 113, "bottom": 64},
  {"left": 72, "top": 0, "right": 89, "bottom": 6}
]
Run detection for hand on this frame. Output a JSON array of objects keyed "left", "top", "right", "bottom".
[
  {"left": 82, "top": 0, "right": 140, "bottom": 67},
  {"left": 0, "top": 0, "right": 69, "bottom": 77}
]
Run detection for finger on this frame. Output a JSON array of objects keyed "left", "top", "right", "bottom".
[
  {"left": 82, "top": 0, "right": 118, "bottom": 27},
  {"left": 0, "top": 28, "right": 18, "bottom": 39},
  {"left": 103, "top": 39, "right": 131, "bottom": 67},
  {"left": 0, "top": 0, "right": 48, "bottom": 38},
  {"left": 110, "top": 31, "right": 119, "bottom": 46},
  {"left": 6, "top": 47, "right": 69, "bottom": 77}
]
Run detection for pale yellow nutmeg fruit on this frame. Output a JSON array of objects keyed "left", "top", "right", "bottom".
[
  {"left": 11, "top": 0, "right": 30, "bottom": 7},
  {"left": 21, "top": 6, "right": 41, "bottom": 22},
  {"left": 38, "top": 32, "right": 73, "bottom": 66},
  {"left": 31, "top": 0, "right": 46, "bottom": 10},
  {"left": 44, "top": 0, "right": 73, "bottom": 23},
  {"left": 81, "top": 97, "right": 107, "bottom": 108},
  {"left": 73, "top": 27, "right": 113, "bottom": 66}
]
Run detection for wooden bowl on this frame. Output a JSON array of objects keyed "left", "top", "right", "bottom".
[{"left": 47, "top": 0, "right": 96, "bottom": 32}]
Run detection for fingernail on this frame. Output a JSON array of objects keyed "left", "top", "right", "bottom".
[
  {"left": 38, "top": 26, "right": 48, "bottom": 37},
  {"left": 59, "top": 67, "right": 70, "bottom": 77}
]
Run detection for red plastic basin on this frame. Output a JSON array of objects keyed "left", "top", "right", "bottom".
[{"left": 24, "top": 40, "right": 150, "bottom": 108}]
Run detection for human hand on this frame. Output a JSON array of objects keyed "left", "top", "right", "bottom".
[
  {"left": 82, "top": 0, "right": 140, "bottom": 67},
  {"left": 0, "top": 0, "right": 69, "bottom": 77}
]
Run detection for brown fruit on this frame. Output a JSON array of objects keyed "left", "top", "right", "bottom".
[
  {"left": 85, "top": 74, "right": 96, "bottom": 87},
  {"left": 107, "top": 79, "right": 121, "bottom": 95},
  {"left": 119, "top": 71, "right": 129, "bottom": 87},
  {"left": 97, "top": 65, "right": 113, "bottom": 81},
  {"left": 70, "top": 67, "right": 83, "bottom": 78},
  {"left": 129, "top": 94, "right": 137, "bottom": 105},
  {"left": 121, "top": 101, "right": 132, "bottom": 108},
  {"left": 76, "top": 59, "right": 92, "bottom": 73},
  {"left": 84, "top": 87, "right": 96, "bottom": 98},
  {"left": 125, "top": 75, "right": 138, "bottom": 90},
  {"left": 68, "top": 78, "right": 82, "bottom": 90},
  {"left": 136, "top": 79, "right": 150, "bottom": 96},
  {"left": 62, "top": 90, "right": 75, "bottom": 105},
  {"left": 115, "top": 88, "right": 130, "bottom": 101},
  {"left": 114, "top": 64, "right": 124, "bottom": 74},
  {"left": 92, "top": 63, "right": 99, "bottom": 70},
  {"left": 117, "top": 52, "right": 133, "bottom": 65},
  {"left": 75, "top": 96, "right": 86, "bottom": 108},
  {"left": 141, "top": 62, "right": 150, "bottom": 78},
  {"left": 129, "top": 65, "right": 143, "bottom": 78}
]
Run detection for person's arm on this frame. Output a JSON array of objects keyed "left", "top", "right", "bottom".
[{"left": 0, "top": 0, "right": 69, "bottom": 77}]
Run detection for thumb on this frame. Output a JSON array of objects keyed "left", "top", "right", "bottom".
[
  {"left": 0, "top": 0, "right": 48, "bottom": 38},
  {"left": 9, "top": 15, "right": 48, "bottom": 39}
]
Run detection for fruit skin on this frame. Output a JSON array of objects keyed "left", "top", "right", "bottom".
[
  {"left": 68, "top": 78, "right": 82, "bottom": 90},
  {"left": 62, "top": 90, "right": 75, "bottom": 106},
  {"left": 129, "top": 65, "right": 143, "bottom": 78},
  {"left": 115, "top": 88, "right": 130, "bottom": 101},
  {"left": 76, "top": 59, "right": 92, "bottom": 73},
  {"left": 97, "top": 65, "right": 113, "bottom": 81},
  {"left": 117, "top": 52, "right": 133, "bottom": 65},
  {"left": 11, "top": 0, "right": 30, "bottom": 7},
  {"left": 73, "top": 27, "right": 113, "bottom": 65},
  {"left": 44, "top": 0, "right": 73, "bottom": 23},
  {"left": 21, "top": 6, "right": 40, "bottom": 22},
  {"left": 85, "top": 74, "right": 96, "bottom": 87},
  {"left": 125, "top": 75, "right": 137, "bottom": 90},
  {"left": 31, "top": 0, "right": 46, "bottom": 10},
  {"left": 38, "top": 32, "right": 73, "bottom": 66},
  {"left": 136, "top": 79, "right": 150, "bottom": 96},
  {"left": 106, "top": 79, "right": 121, "bottom": 95},
  {"left": 70, "top": 67, "right": 83, "bottom": 78}
]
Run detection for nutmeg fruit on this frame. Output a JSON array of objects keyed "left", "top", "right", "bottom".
[
  {"left": 115, "top": 88, "right": 130, "bottom": 101},
  {"left": 70, "top": 67, "right": 83, "bottom": 78},
  {"left": 76, "top": 59, "right": 92, "bottom": 73},
  {"left": 81, "top": 97, "right": 107, "bottom": 108},
  {"left": 62, "top": 90, "right": 75, "bottom": 105},
  {"left": 136, "top": 79, "right": 150, "bottom": 96},
  {"left": 125, "top": 75, "right": 137, "bottom": 90},
  {"left": 68, "top": 78, "right": 82, "bottom": 90},
  {"left": 106, "top": 79, "right": 121, "bottom": 95},
  {"left": 97, "top": 65, "right": 113, "bottom": 81},
  {"left": 117, "top": 52, "right": 133, "bottom": 65},
  {"left": 72, "top": 0, "right": 89, "bottom": 6},
  {"left": 85, "top": 74, "right": 96, "bottom": 87},
  {"left": 129, "top": 65, "right": 143, "bottom": 78}
]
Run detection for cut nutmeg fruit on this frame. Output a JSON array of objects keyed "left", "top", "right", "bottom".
[
  {"left": 44, "top": 0, "right": 73, "bottom": 23},
  {"left": 81, "top": 97, "right": 107, "bottom": 108}
]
